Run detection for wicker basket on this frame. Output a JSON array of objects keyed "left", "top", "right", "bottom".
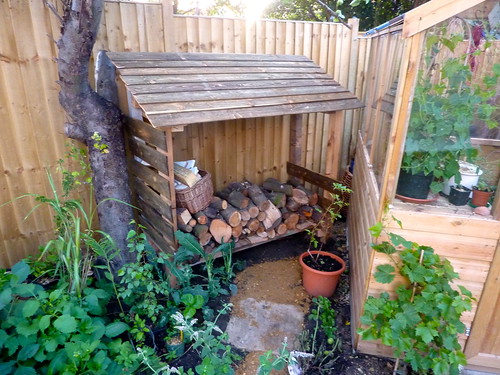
[{"left": 176, "top": 170, "right": 213, "bottom": 214}]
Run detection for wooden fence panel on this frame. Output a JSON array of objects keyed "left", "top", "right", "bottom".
[{"left": 1, "top": 0, "right": 360, "bottom": 267}]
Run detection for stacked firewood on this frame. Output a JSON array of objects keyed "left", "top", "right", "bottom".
[{"left": 176, "top": 177, "right": 327, "bottom": 252}]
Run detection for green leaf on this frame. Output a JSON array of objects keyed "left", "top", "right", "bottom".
[
  {"left": 16, "top": 321, "right": 39, "bottom": 337},
  {"left": 44, "top": 338, "right": 58, "bottom": 352},
  {"left": 388, "top": 233, "right": 413, "bottom": 249},
  {"left": 17, "top": 343, "right": 40, "bottom": 361},
  {"left": 39, "top": 315, "right": 51, "bottom": 332},
  {"left": 415, "top": 324, "right": 437, "bottom": 344},
  {"left": 11, "top": 261, "right": 30, "bottom": 283},
  {"left": 105, "top": 321, "right": 129, "bottom": 338},
  {"left": 22, "top": 300, "right": 40, "bottom": 318},
  {"left": 14, "top": 367, "right": 36, "bottom": 375},
  {"left": 371, "top": 241, "right": 397, "bottom": 255},
  {"left": 54, "top": 314, "right": 77, "bottom": 334},
  {"left": 0, "top": 288, "right": 12, "bottom": 310},
  {"left": 0, "top": 361, "right": 15, "bottom": 374},
  {"left": 368, "top": 222, "right": 383, "bottom": 237},
  {"left": 0, "top": 329, "right": 8, "bottom": 349},
  {"left": 374, "top": 264, "right": 395, "bottom": 284},
  {"left": 47, "top": 351, "right": 66, "bottom": 375}
]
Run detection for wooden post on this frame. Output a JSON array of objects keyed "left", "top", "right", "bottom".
[
  {"left": 289, "top": 114, "right": 303, "bottom": 165},
  {"left": 289, "top": 114, "right": 303, "bottom": 185},
  {"left": 344, "top": 18, "right": 360, "bottom": 166},
  {"left": 377, "top": 32, "right": 425, "bottom": 221},
  {"left": 325, "top": 111, "right": 345, "bottom": 180}
]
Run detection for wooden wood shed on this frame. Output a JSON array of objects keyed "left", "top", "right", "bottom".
[
  {"left": 99, "top": 51, "right": 363, "bottom": 253},
  {"left": 349, "top": 0, "right": 500, "bottom": 372}
]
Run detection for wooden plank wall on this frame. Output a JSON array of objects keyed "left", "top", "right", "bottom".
[
  {"left": 0, "top": 0, "right": 69, "bottom": 268},
  {"left": 347, "top": 133, "right": 380, "bottom": 347},
  {"left": 354, "top": 28, "right": 404, "bottom": 186},
  {"left": 0, "top": 0, "right": 361, "bottom": 267}
]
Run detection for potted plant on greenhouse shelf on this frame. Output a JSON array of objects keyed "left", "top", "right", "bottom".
[
  {"left": 397, "top": 28, "right": 500, "bottom": 200},
  {"left": 298, "top": 183, "right": 351, "bottom": 298},
  {"left": 471, "top": 177, "right": 495, "bottom": 207}
]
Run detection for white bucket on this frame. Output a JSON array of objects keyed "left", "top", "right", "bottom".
[{"left": 442, "top": 161, "right": 482, "bottom": 196}]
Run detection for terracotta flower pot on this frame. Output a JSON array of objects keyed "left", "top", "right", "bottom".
[
  {"left": 471, "top": 189, "right": 493, "bottom": 207},
  {"left": 299, "top": 251, "right": 346, "bottom": 298}
]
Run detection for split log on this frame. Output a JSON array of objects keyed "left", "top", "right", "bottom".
[
  {"left": 284, "top": 213, "right": 300, "bottom": 230},
  {"left": 198, "top": 232, "right": 212, "bottom": 246},
  {"left": 291, "top": 188, "right": 309, "bottom": 205},
  {"left": 296, "top": 220, "right": 315, "bottom": 231},
  {"left": 286, "top": 197, "right": 301, "bottom": 212},
  {"left": 240, "top": 209, "right": 251, "bottom": 222},
  {"left": 228, "top": 182, "right": 249, "bottom": 196},
  {"left": 240, "top": 219, "right": 248, "bottom": 227},
  {"left": 210, "top": 196, "right": 228, "bottom": 210},
  {"left": 193, "top": 211, "right": 208, "bottom": 225},
  {"left": 209, "top": 219, "right": 232, "bottom": 244},
  {"left": 262, "top": 203, "right": 282, "bottom": 230},
  {"left": 216, "top": 188, "right": 232, "bottom": 201},
  {"left": 294, "top": 185, "right": 319, "bottom": 206},
  {"left": 311, "top": 205, "right": 324, "bottom": 223},
  {"left": 257, "top": 211, "right": 267, "bottom": 222},
  {"left": 246, "top": 218, "right": 260, "bottom": 232},
  {"left": 177, "top": 208, "right": 193, "bottom": 226},
  {"left": 263, "top": 178, "right": 293, "bottom": 196},
  {"left": 256, "top": 226, "right": 268, "bottom": 238},
  {"left": 276, "top": 223, "right": 288, "bottom": 235},
  {"left": 266, "top": 191, "right": 287, "bottom": 208},
  {"left": 220, "top": 206, "right": 242, "bottom": 227},
  {"left": 247, "top": 202, "right": 260, "bottom": 218},
  {"left": 267, "top": 229, "right": 276, "bottom": 239},
  {"left": 231, "top": 224, "right": 243, "bottom": 238},
  {"left": 227, "top": 190, "right": 250, "bottom": 209},
  {"left": 248, "top": 184, "right": 271, "bottom": 211},
  {"left": 193, "top": 224, "right": 209, "bottom": 238},
  {"left": 204, "top": 206, "right": 220, "bottom": 219},
  {"left": 298, "top": 205, "right": 314, "bottom": 218},
  {"left": 177, "top": 222, "right": 193, "bottom": 233},
  {"left": 247, "top": 235, "right": 267, "bottom": 245}
]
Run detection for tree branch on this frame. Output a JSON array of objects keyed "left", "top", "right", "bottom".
[
  {"left": 65, "top": 122, "right": 87, "bottom": 143},
  {"left": 315, "top": 0, "right": 352, "bottom": 29}
]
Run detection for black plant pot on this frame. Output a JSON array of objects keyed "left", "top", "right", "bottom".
[
  {"left": 396, "top": 170, "right": 434, "bottom": 199},
  {"left": 449, "top": 185, "right": 471, "bottom": 206}
]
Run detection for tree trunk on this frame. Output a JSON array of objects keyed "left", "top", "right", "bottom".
[{"left": 56, "top": 0, "right": 134, "bottom": 271}]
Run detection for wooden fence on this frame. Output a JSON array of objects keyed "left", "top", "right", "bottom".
[{"left": 0, "top": 0, "right": 362, "bottom": 267}]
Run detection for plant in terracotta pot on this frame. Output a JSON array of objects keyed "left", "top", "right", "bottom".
[
  {"left": 398, "top": 27, "right": 499, "bottom": 199},
  {"left": 472, "top": 177, "right": 495, "bottom": 207},
  {"left": 299, "top": 183, "right": 351, "bottom": 298}
]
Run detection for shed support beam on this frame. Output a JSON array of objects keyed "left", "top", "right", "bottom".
[{"left": 325, "top": 111, "right": 345, "bottom": 181}]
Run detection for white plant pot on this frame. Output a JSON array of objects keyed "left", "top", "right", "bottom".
[{"left": 442, "top": 161, "right": 482, "bottom": 197}]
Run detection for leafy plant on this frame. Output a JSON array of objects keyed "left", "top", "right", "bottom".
[
  {"left": 175, "top": 231, "right": 235, "bottom": 298},
  {"left": 403, "top": 26, "right": 500, "bottom": 193},
  {"left": 257, "top": 338, "right": 292, "bottom": 375},
  {"left": 310, "top": 297, "right": 338, "bottom": 346},
  {"left": 358, "top": 222, "right": 474, "bottom": 374},
  {"left": 305, "top": 183, "right": 351, "bottom": 262},
  {"left": 117, "top": 229, "right": 175, "bottom": 331},
  {"left": 0, "top": 261, "right": 141, "bottom": 375},
  {"left": 172, "top": 304, "right": 240, "bottom": 375}
]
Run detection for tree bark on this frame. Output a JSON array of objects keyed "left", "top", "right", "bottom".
[{"left": 56, "top": 0, "right": 134, "bottom": 271}]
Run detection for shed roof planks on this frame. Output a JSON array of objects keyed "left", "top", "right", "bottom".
[{"left": 106, "top": 52, "right": 364, "bottom": 128}]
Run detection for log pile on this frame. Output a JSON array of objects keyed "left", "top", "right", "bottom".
[{"left": 176, "top": 177, "right": 326, "bottom": 252}]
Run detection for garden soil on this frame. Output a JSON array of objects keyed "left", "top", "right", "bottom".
[
  {"left": 225, "top": 222, "right": 396, "bottom": 375},
  {"left": 176, "top": 222, "right": 396, "bottom": 374}
]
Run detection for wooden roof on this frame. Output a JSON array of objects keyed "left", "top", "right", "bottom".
[{"left": 107, "top": 52, "right": 364, "bottom": 128}]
